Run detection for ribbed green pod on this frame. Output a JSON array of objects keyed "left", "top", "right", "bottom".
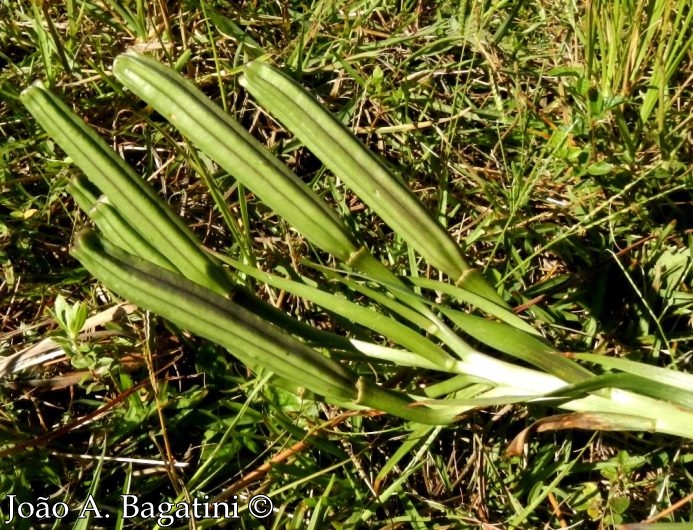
[
  {"left": 71, "top": 229, "right": 462, "bottom": 425},
  {"left": 240, "top": 61, "right": 506, "bottom": 306},
  {"left": 112, "top": 51, "right": 359, "bottom": 263},
  {"left": 110, "top": 52, "right": 473, "bottom": 308},
  {"left": 72, "top": 229, "right": 358, "bottom": 401},
  {"left": 20, "top": 82, "right": 230, "bottom": 295}
]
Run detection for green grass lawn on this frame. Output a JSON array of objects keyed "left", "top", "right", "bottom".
[{"left": 1, "top": 1, "right": 692, "bottom": 528}]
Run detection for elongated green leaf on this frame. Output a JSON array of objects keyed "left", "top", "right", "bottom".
[
  {"left": 373, "top": 425, "right": 438, "bottom": 492},
  {"left": 214, "top": 252, "right": 456, "bottom": 370},
  {"left": 301, "top": 261, "right": 498, "bottom": 361},
  {"left": 545, "top": 372, "right": 693, "bottom": 409},
  {"left": 423, "top": 375, "right": 493, "bottom": 398},
  {"left": 442, "top": 310, "right": 593, "bottom": 383},
  {"left": 559, "top": 388, "right": 693, "bottom": 438},
  {"left": 355, "top": 378, "right": 460, "bottom": 424},
  {"left": 409, "top": 275, "right": 540, "bottom": 336},
  {"left": 573, "top": 353, "right": 693, "bottom": 394}
]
